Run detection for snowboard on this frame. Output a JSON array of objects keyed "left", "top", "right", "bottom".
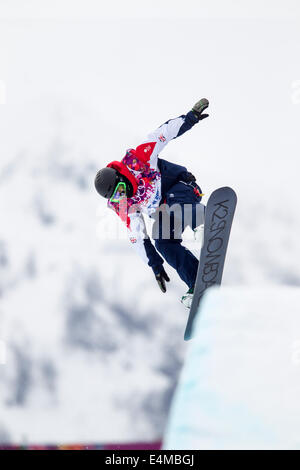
[{"left": 184, "top": 187, "right": 237, "bottom": 341}]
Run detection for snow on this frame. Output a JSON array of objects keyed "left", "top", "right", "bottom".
[
  {"left": 164, "top": 286, "right": 300, "bottom": 450},
  {"left": 0, "top": 2, "right": 299, "bottom": 445}
]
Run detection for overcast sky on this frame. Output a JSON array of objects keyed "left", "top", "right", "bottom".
[{"left": 0, "top": 0, "right": 300, "bottom": 21}]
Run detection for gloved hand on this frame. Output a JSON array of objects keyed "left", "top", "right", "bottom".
[
  {"left": 155, "top": 268, "right": 170, "bottom": 293},
  {"left": 181, "top": 171, "right": 196, "bottom": 183},
  {"left": 192, "top": 98, "right": 209, "bottom": 121}
]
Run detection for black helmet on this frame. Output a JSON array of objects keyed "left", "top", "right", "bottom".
[
  {"left": 94, "top": 167, "right": 118, "bottom": 199},
  {"left": 94, "top": 167, "right": 133, "bottom": 199}
]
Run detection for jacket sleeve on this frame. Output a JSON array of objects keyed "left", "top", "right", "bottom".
[
  {"left": 128, "top": 210, "right": 164, "bottom": 275},
  {"left": 132, "top": 111, "right": 200, "bottom": 171}
]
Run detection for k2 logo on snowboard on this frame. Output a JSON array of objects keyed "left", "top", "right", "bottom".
[{"left": 201, "top": 199, "right": 230, "bottom": 288}]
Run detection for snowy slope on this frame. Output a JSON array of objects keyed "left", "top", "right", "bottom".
[{"left": 164, "top": 286, "right": 300, "bottom": 450}]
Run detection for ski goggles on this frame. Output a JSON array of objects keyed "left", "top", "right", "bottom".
[{"left": 110, "top": 181, "right": 127, "bottom": 203}]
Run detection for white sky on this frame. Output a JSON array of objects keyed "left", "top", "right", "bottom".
[{"left": 0, "top": 0, "right": 300, "bottom": 21}]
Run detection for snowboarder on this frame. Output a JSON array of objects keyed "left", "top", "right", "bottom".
[{"left": 94, "top": 99, "right": 209, "bottom": 307}]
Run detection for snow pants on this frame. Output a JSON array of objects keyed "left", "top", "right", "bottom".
[{"left": 151, "top": 181, "right": 205, "bottom": 289}]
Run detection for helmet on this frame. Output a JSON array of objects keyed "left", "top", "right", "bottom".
[
  {"left": 94, "top": 167, "right": 118, "bottom": 199},
  {"left": 94, "top": 167, "right": 133, "bottom": 199}
]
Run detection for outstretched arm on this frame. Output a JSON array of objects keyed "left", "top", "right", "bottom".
[{"left": 131, "top": 98, "right": 209, "bottom": 170}]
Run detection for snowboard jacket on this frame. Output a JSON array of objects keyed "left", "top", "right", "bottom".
[{"left": 107, "top": 111, "right": 201, "bottom": 275}]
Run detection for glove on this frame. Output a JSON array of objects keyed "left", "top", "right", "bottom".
[
  {"left": 192, "top": 98, "right": 209, "bottom": 121},
  {"left": 155, "top": 268, "right": 170, "bottom": 293},
  {"left": 181, "top": 171, "right": 196, "bottom": 183}
]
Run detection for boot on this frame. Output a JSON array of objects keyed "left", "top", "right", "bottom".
[{"left": 180, "top": 287, "right": 194, "bottom": 309}]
